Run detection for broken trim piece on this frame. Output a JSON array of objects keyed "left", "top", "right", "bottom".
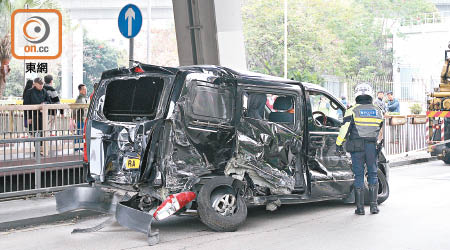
[
  {"left": 56, "top": 187, "right": 199, "bottom": 246},
  {"left": 55, "top": 187, "right": 120, "bottom": 214},
  {"left": 115, "top": 201, "right": 160, "bottom": 246}
]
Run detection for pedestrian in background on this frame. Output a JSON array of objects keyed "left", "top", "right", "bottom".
[
  {"left": 44, "top": 74, "right": 63, "bottom": 135},
  {"left": 374, "top": 91, "right": 386, "bottom": 113},
  {"left": 23, "top": 77, "right": 51, "bottom": 132},
  {"left": 73, "top": 84, "right": 88, "bottom": 150},
  {"left": 23, "top": 77, "right": 51, "bottom": 155},
  {"left": 336, "top": 83, "right": 384, "bottom": 215},
  {"left": 386, "top": 91, "right": 400, "bottom": 113},
  {"left": 22, "top": 79, "right": 33, "bottom": 130},
  {"left": 22, "top": 79, "right": 33, "bottom": 100},
  {"left": 338, "top": 96, "right": 348, "bottom": 118},
  {"left": 341, "top": 96, "right": 349, "bottom": 108}
]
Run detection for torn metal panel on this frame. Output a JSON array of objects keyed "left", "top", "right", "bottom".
[
  {"left": 55, "top": 187, "right": 120, "bottom": 214},
  {"left": 307, "top": 133, "right": 354, "bottom": 197},
  {"left": 226, "top": 118, "right": 299, "bottom": 195},
  {"left": 115, "top": 202, "right": 160, "bottom": 246},
  {"left": 160, "top": 89, "right": 213, "bottom": 190},
  {"left": 56, "top": 187, "right": 160, "bottom": 246},
  {"left": 308, "top": 133, "right": 353, "bottom": 180},
  {"left": 159, "top": 76, "right": 236, "bottom": 191},
  {"left": 115, "top": 200, "right": 154, "bottom": 234},
  {"left": 161, "top": 111, "right": 210, "bottom": 191},
  {"left": 87, "top": 74, "right": 175, "bottom": 185}
]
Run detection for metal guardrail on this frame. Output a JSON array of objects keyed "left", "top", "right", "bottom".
[
  {"left": 0, "top": 104, "right": 89, "bottom": 199},
  {"left": 0, "top": 135, "right": 85, "bottom": 199},
  {"left": 383, "top": 117, "right": 427, "bottom": 156},
  {"left": 400, "top": 11, "right": 450, "bottom": 27},
  {"left": 0, "top": 103, "right": 429, "bottom": 198}
]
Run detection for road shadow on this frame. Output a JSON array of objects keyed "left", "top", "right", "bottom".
[{"left": 147, "top": 200, "right": 352, "bottom": 233}]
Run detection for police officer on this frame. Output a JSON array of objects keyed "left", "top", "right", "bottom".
[{"left": 336, "top": 83, "right": 384, "bottom": 215}]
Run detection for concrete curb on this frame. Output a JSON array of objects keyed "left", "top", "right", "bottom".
[
  {"left": 0, "top": 210, "right": 103, "bottom": 232},
  {"left": 389, "top": 156, "right": 438, "bottom": 167}
]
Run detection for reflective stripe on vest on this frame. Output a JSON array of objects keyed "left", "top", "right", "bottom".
[{"left": 351, "top": 104, "right": 383, "bottom": 139}]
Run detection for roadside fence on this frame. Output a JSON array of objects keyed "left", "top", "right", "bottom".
[
  {"left": 345, "top": 75, "right": 394, "bottom": 102},
  {"left": 0, "top": 102, "right": 430, "bottom": 198},
  {"left": 400, "top": 11, "right": 450, "bottom": 27},
  {"left": 383, "top": 115, "right": 427, "bottom": 155},
  {"left": 0, "top": 103, "right": 89, "bottom": 199}
]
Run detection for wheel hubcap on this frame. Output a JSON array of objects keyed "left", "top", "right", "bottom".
[{"left": 212, "top": 193, "right": 237, "bottom": 216}]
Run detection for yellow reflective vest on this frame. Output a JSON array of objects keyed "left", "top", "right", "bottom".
[{"left": 336, "top": 104, "right": 384, "bottom": 146}]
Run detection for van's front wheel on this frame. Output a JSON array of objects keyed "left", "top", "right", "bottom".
[{"left": 197, "top": 177, "right": 247, "bottom": 232}]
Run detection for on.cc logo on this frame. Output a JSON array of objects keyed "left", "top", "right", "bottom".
[{"left": 23, "top": 16, "right": 50, "bottom": 44}]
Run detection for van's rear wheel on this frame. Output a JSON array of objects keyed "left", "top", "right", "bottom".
[{"left": 197, "top": 177, "right": 247, "bottom": 232}]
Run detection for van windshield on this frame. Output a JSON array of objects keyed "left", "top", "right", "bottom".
[{"left": 103, "top": 77, "right": 164, "bottom": 122}]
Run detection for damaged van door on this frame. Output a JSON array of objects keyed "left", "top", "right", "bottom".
[
  {"left": 225, "top": 85, "right": 307, "bottom": 198},
  {"left": 86, "top": 72, "right": 175, "bottom": 185}
]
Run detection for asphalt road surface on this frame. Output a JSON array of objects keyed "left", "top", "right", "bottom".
[{"left": 2, "top": 161, "right": 450, "bottom": 250}]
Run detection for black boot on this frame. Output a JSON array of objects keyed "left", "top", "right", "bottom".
[
  {"left": 369, "top": 184, "right": 379, "bottom": 214},
  {"left": 354, "top": 188, "right": 365, "bottom": 215}
]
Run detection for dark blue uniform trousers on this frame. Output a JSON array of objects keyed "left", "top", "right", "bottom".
[{"left": 350, "top": 142, "right": 378, "bottom": 188}]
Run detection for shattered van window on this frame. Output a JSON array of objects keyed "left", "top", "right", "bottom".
[
  {"left": 243, "top": 92, "right": 295, "bottom": 126},
  {"left": 103, "top": 77, "right": 164, "bottom": 122},
  {"left": 190, "top": 84, "right": 233, "bottom": 122}
]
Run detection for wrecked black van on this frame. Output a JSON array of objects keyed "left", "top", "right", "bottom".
[{"left": 56, "top": 64, "right": 389, "bottom": 245}]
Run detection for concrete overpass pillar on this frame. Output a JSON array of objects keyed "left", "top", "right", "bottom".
[
  {"left": 61, "top": 19, "right": 83, "bottom": 99},
  {"left": 72, "top": 20, "right": 84, "bottom": 97},
  {"left": 61, "top": 22, "right": 73, "bottom": 99},
  {"left": 172, "top": 0, "right": 247, "bottom": 70}
]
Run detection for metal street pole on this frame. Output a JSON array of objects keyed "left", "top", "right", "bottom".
[
  {"left": 129, "top": 37, "right": 134, "bottom": 68},
  {"left": 147, "top": 0, "right": 152, "bottom": 64},
  {"left": 284, "top": 0, "right": 288, "bottom": 79}
]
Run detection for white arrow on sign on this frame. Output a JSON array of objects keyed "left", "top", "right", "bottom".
[{"left": 125, "top": 7, "right": 135, "bottom": 37}]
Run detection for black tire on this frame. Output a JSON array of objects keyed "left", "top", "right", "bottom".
[
  {"left": 443, "top": 154, "right": 450, "bottom": 164},
  {"left": 364, "top": 169, "right": 389, "bottom": 205},
  {"left": 197, "top": 177, "right": 247, "bottom": 232},
  {"left": 376, "top": 169, "right": 389, "bottom": 204}
]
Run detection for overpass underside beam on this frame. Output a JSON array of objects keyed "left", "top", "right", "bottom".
[{"left": 172, "top": 0, "right": 246, "bottom": 70}]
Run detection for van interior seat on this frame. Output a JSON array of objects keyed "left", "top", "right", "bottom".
[{"left": 269, "top": 96, "right": 294, "bottom": 123}]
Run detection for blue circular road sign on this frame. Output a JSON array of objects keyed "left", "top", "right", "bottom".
[{"left": 118, "top": 4, "right": 142, "bottom": 38}]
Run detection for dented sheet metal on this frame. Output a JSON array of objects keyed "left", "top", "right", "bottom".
[
  {"left": 160, "top": 105, "right": 212, "bottom": 190},
  {"left": 226, "top": 118, "right": 299, "bottom": 195},
  {"left": 87, "top": 73, "right": 175, "bottom": 185},
  {"left": 159, "top": 76, "right": 235, "bottom": 191},
  {"left": 56, "top": 187, "right": 159, "bottom": 246},
  {"left": 116, "top": 201, "right": 160, "bottom": 246},
  {"left": 307, "top": 133, "right": 354, "bottom": 197},
  {"left": 55, "top": 187, "right": 120, "bottom": 214}
]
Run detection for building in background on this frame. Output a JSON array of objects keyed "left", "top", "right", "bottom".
[{"left": 392, "top": 0, "right": 450, "bottom": 113}]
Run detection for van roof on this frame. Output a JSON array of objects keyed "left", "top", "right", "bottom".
[
  {"left": 181, "top": 65, "right": 329, "bottom": 91},
  {"left": 101, "top": 64, "right": 332, "bottom": 95}
]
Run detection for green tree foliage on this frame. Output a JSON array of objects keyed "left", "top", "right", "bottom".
[
  {"left": 242, "top": 0, "right": 436, "bottom": 83},
  {"left": 83, "top": 36, "right": 127, "bottom": 95},
  {"left": 3, "top": 60, "right": 24, "bottom": 97}
]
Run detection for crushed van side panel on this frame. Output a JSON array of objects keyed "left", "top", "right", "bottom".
[{"left": 226, "top": 118, "right": 298, "bottom": 195}]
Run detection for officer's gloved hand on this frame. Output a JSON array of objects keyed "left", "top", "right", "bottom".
[
  {"left": 336, "top": 145, "right": 345, "bottom": 156},
  {"left": 376, "top": 139, "right": 384, "bottom": 154}
]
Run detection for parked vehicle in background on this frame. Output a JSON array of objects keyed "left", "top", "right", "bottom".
[
  {"left": 56, "top": 63, "right": 390, "bottom": 245},
  {"left": 427, "top": 45, "right": 450, "bottom": 164}
]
